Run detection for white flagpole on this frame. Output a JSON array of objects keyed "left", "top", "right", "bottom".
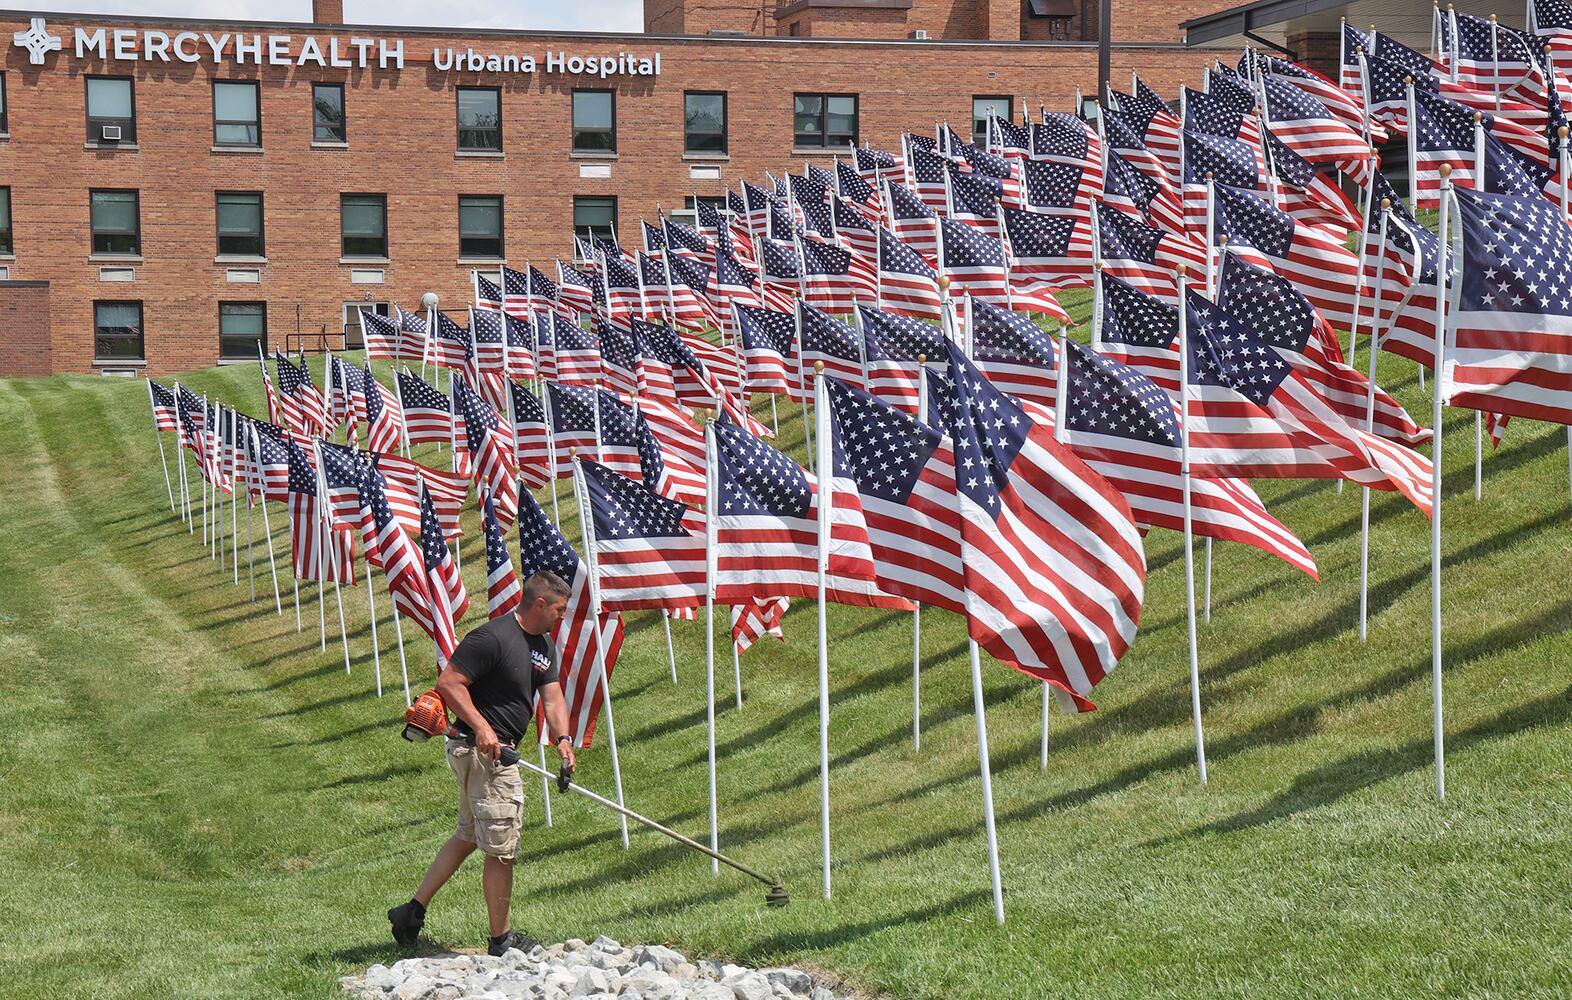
[
  {"left": 1430, "top": 165, "right": 1452, "bottom": 802},
  {"left": 538, "top": 741, "right": 554, "bottom": 827},
  {"left": 364, "top": 549, "right": 383, "bottom": 697},
  {"left": 148, "top": 381, "right": 176, "bottom": 512},
  {"left": 911, "top": 354, "right": 929, "bottom": 753},
  {"left": 1177, "top": 265, "right": 1208, "bottom": 784},
  {"left": 1203, "top": 181, "right": 1220, "bottom": 615},
  {"left": 229, "top": 412, "right": 240, "bottom": 584},
  {"left": 447, "top": 377, "right": 463, "bottom": 576},
  {"left": 175, "top": 383, "right": 192, "bottom": 530},
  {"left": 248, "top": 425, "right": 284, "bottom": 615},
  {"left": 1359, "top": 202, "right": 1393, "bottom": 642},
  {"left": 313, "top": 440, "right": 352, "bottom": 673},
  {"left": 243, "top": 420, "right": 255, "bottom": 600},
  {"left": 1471, "top": 115, "right": 1484, "bottom": 502},
  {"left": 968, "top": 639, "right": 1005, "bottom": 925},
  {"left": 662, "top": 613, "right": 678, "bottom": 685},
  {"left": 703, "top": 419, "right": 720, "bottom": 874},
  {"left": 811, "top": 367, "right": 834, "bottom": 900},
  {"left": 731, "top": 633, "right": 743, "bottom": 710},
  {"left": 200, "top": 399, "right": 210, "bottom": 550},
  {"left": 571, "top": 454, "right": 630, "bottom": 848},
  {"left": 542, "top": 386, "right": 562, "bottom": 527}
]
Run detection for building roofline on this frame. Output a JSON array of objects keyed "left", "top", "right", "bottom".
[
  {"left": 0, "top": 7, "right": 1211, "bottom": 51},
  {"left": 1179, "top": 0, "right": 1343, "bottom": 46}
]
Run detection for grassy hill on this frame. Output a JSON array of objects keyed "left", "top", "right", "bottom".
[{"left": 1, "top": 331, "right": 1570, "bottom": 999}]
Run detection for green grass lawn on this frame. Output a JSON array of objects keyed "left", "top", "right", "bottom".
[{"left": 1, "top": 336, "right": 1570, "bottom": 999}]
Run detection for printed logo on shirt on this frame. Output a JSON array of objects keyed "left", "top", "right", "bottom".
[{"left": 531, "top": 648, "right": 552, "bottom": 674}]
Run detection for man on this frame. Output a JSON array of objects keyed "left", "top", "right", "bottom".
[{"left": 388, "top": 570, "right": 578, "bottom": 956}]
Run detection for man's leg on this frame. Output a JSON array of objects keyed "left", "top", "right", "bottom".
[
  {"left": 414, "top": 835, "right": 477, "bottom": 908},
  {"left": 482, "top": 854, "right": 514, "bottom": 938}
]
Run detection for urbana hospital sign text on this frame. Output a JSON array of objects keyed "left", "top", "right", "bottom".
[{"left": 10, "top": 18, "right": 663, "bottom": 78}]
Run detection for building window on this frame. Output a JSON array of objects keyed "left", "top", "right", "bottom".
[
  {"left": 572, "top": 90, "right": 615, "bottom": 153},
  {"left": 0, "top": 187, "right": 11, "bottom": 254},
  {"left": 340, "top": 194, "right": 387, "bottom": 258},
  {"left": 457, "top": 87, "right": 501, "bottom": 151},
  {"left": 94, "top": 301, "right": 144, "bottom": 361},
  {"left": 313, "top": 83, "right": 345, "bottom": 143},
  {"left": 90, "top": 189, "right": 140, "bottom": 256},
  {"left": 343, "top": 302, "right": 389, "bottom": 349},
  {"left": 794, "top": 93, "right": 857, "bottom": 149},
  {"left": 972, "top": 96, "right": 1013, "bottom": 146},
  {"left": 216, "top": 192, "right": 264, "bottom": 257},
  {"left": 573, "top": 197, "right": 617, "bottom": 244},
  {"left": 85, "top": 76, "right": 135, "bottom": 143},
  {"left": 0, "top": 73, "right": 8, "bottom": 133},
  {"left": 459, "top": 196, "right": 504, "bottom": 259},
  {"left": 219, "top": 302, "right": 267, "bottom": 359},
  {"left": 684, "top": 92, "right": 727, "bottom": 155},
  {"left": 213, "top": 81, "right": 261, "bottom": 147}
]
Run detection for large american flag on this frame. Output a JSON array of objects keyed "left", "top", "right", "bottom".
[
  {"left": 148, "top": 379, "right": 178, "bottom": 431},
  {"left": 417, "top": 482, "right": 468, "bottom": 665},
  {"left": 394, "top": 369, "right": 452, "bottom": 445},
  {"left": 935, "top": 342, "right": 1145, "bottom": 710},
  {"left": 1102, "top": 148, "right": 1188, "bottom": 235},
  {"left": 374, "top": 453, "right": 468, "bottom": 540},
  {"left": 475, "top": 271, "right": 503, "bottom": 311},
  {"left": 508, "top": 382, "right": 552, "bottom": 489},
  {"left": 998, "top": 205, "right": 1090, "bottom": 290},
  {"left": 557, "top": 259, "right": 597, "bottom": 315},
  {"left": 1261, "top": 73, "right": 1373, "bottom": 183},
  {"left": 798, "top": 301, "right": 865, "bottom": 389},
  {"left": 884, "top": 180, "right": 941, "bottom": 263},
  {"left": 599, "top": 388, "right": 706, "bottom": 506},
  {"left": 1057, "top": 337, "right": 1317, "bottom": 578},
  {"left": 735, "top": 302, "right": 799, "bottom": 397},
  {"left": 552, "top": 313, "right": 603, "bottom": 385},
  {"left": 1446, "top": 186, "right": 1572, "bottom": 424},
  {"left": 274, "top": 352, "right": 326, "bottom": 440},
  {"left": 545, "top": 382, "right": 599, "bottom": 480},
  {"left": 966, "top": 297, "right": 1059, "bottom": 409},
  {"left": 285, "top": 436, "right": 354, "bottom": 584},
  {"left": 428, "top": 309, "right": 472, "bottom": 371},
  {"left": 577, "top": 458, "right": 706, "bottom": 612},
  {"left": 798, "top": 237, "right": 861, "bottom": 311},
  {"left": 358, "top": 459, "right": 441, "bottom": 649},
  {"left": 482, "top": 489, "right": 522, "bottom": 619},
  {"left": 877, "top": 225, "right": 944, "bottom": 319},
  {"left": 857, "top": 304, "right": 943, "bottom": 415},
  {"left": 361, "top": 363, "right": 404, "bottom": 455},
  {"left": 518, "top": 483, "right": 625, "bottom": 747},
  {"left": 1211, "top": 183, "right": 1360, "bottom": 330},
  {"left": 711, "top": 417, "right": 910, "bottom": 609},
  {"left": 1095, "top": 200, "right": 1206, "bottom": 305},
  {"left": 363, "top": 309, "right": 415, "bottom": 363},
  {"left": 455, "top": 377, "right": 519, "bottom": 526}
]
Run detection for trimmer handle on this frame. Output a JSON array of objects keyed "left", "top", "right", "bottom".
[{"left": 557, "top": 759, "right": 573, "bottom": 793}]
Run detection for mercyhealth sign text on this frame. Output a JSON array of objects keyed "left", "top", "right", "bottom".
[{"left": 11, "top": 17, "right": 663, "bottom": 77}]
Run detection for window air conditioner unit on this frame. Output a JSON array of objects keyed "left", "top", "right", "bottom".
[
  {"left": 100, "top": 124, "right": 122, "bottom": 141},
  {"left": 909, "top": 29, "right": 929, "bottom": 39}
]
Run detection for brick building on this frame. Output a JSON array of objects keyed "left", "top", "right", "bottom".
[{"left": 0, "top": 0, "right": 1236, "bottom": 375}]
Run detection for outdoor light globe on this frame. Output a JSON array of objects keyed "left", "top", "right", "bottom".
[{"left": 420, "top": 292, "right": 439, "bottom": 310}]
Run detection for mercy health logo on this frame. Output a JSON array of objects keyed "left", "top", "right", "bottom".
[{"left": 12, "top": 18, "right": 63, "bottom": 65}]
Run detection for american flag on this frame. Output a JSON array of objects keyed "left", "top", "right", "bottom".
[
  {"left": 798, "top": 237, "right": 862, "bottom": 311},
  {"left": 533, "top": 312, "right": 558, "bottom": 383},
  {"left": 600, "top": 250, "right": 643, "bottom": 318},
  {"left": 374, "top": 453, "right": 468, "bottom": 540},
  {"left": 1095, "top": 200, "right": 1207, "bottom": 304},
  {"left": 877, "top": 225, "right": 944, "bottom": 320},
  {"left": 713, "top": 250, "right": 765, "bottom": 313},
  {"left": 642, "top": 219, "right": 666, "bottom": 254},
  {"left": 557, "top": 259, "right": 597, "bottom": 315},
  {"left": 1184, "top": 85, "right": 1264, "bottom": 160},
  {"left": 998, "top": 205, "right": 1091, "bottom": 290},
  {"left": 1216, "top": 252, "right": 1430, "bottom": 446},
  {"left": 474, "top": 271, "right": 503, "bottom": 311},
  {"left": 148, "top": 379, "right": 177, "bottom": 431},
  {"left": 732, "top": 597, "right": 790, "bottom": 653},
  {"left": 546, "top": 382, "right": 599, "bottom": 479},
  {"left": 694, "top": 197, "right": 730, "bottom": 244},
  {"left": 854, "top": 144, "right": 904, "bottom": 193},
  {"left": 482, "top": 489, "right": 522, "bottom": 619},
  {"left": 736, "top": 303, "right": 799, "bottom": 397},
  {"left": 836, "top": 158, "right": 876, "bottom": 208},
  {"left": 819, "top": 375, "right": 965, "bottom": 611},
  {"left": 552, "top": 314, "right": 602, "bottom": 386},
  {"left": 991, "top": 116, "right": 1032, "bottom": 158},
  {"left": 500, "top": 266, "right": 531, "bottom": 318},
  {"left": 936, "top": 341, "right": 1145, "bottom": 710},
  {"left": 665, "top": 216, "right": 713, "bottom": 264},
  {"left": 357, "top": 460, "right": 441, "bottom": 649},
  {"left": 884, "top": 181, "right": 941, "bottom": 263},
  {"left": 596, "top": 314, "right": 640, "bottom": 396},
  {"left": 428, "top": 309, "right": 471, "bottom": 371},
  {"left": 509, "top": 381, "right": 552, "bottom": 489},
  {"left": 517, "top": 487, "right": 625, "bottom": 748},
  {"left": 799, "top": 301, "right": 865, "bottom": 389},
  {"left": 285, "top": 436, "right": 354, "bottom": 584},
  {"left": 631, "top": 318, "right": 679, "bottom": 401},
  {"left": 1446, "top": 186, "right": 1572, "bottom": 424},
  {"left": 592, "top": 389, "right": 642, "bottom": 478},
  {"left": 947, "top": 162, "right": 1005, "bottom": 234},
  {"left": 788, "top": 174, "right": 834, "bottom": 238},
  {"left": 635, "top": 396, "right": 707, "bottom": 472},
  {"left": 938, "top": 217, "right": 1008, "bottom": 304},
  {"left": 599, "top": 388, "right": 706, "bottom": 505},
  {"left": 244, "top": 421, "right": 292, "bottom": 503},
  {"left": 741, "top": 180, "right": 776, "bottom": 237},
  {"left": 1410, "top": 88, "right": 1483, "bottom": 206},
  {"left": 455, "top": 377, "right": 519, "bottom": 527},
  {"left": 1018, "top": 155, "right": 1087, "bottom": 220},
  {"left": 1180, "top": 129, "right": 1261, "bottom": 231},
  {"left": 274, "top": 352, "right": 326, "bottom": 440},
  {"left": 711, "top": 417, "right": 909, "bottom": 609},
  {"left": 1101, "top": 149, "right": 1187, "bottom": 234},
  {"left": 1056, "top": 336, "right": 1318, "bottom": 577},
  {"left": 857, "top": 304, "right": 943, "bottom": 415},
  {"left": 1102, "top": 105, "right": 1180, "bottom": 193},
  {"left": 1261, "top": 74, "right": 1374, "bottom": 182},
  {"left": 396, "top": 306, "right": 429, "bottom": 363},
  {"left": 1358, "top": 173, "right": 1437, "bottom": 354},
  {"left": 316, "top": 440, "right": 368, "bottom": 532},
  {"left": 681, "top": 331, "right": 745, "bottom": 397},
  {"left": 417, "top": 482, "right": 468, "bottom": 665},
  {"left": 1255, "top": 50, "right": 1386, "bottom": 143},
  {"left": 905, "top": 137, "right": 952, "bottom": 211},
  {"left": 529, "top": 266, "right": 561, "bottom": 314},
  {"left": 1116, "top": 78, "right": 1183, "bottom": 180},
  {"left": 666, "top": 251, "right": 721, "bottom": 329},
  {"left": 1533, "top": 0, "right": 1572, "bottom": 61},
  {"left": 967, "top": 296, "right": 1059, "bottom": 408},
  {"left": 1341, "top": 21, "right": 1374, "bottom": 92},
  {"left": 394, "top": 369, "right": 452, "bottom": 445},
  {"left": 469, "top": 308, "right": 511, "bottom": 384},
  {"left": 1259, "top": 131, "right": 1361, "bottom": 236},
  {"left": 502, "top": 311, "right": 538, "bottom": 381},
  {"left": 1205, "top": 63, "right": 1257, "bottom": 112},
  {"left": 361, "top": 362, "right": 403, "bottom": 456},
  {"left": 577, "top": 458, "right": 706, "bottom": 612},
  {"left": 1179, "top": 291, "right": 1434, "bottom": 513},
  {"left": 1031, "top": 114, "right": 1103, "bottom": 197},
  {"left": 327, "top": 355, "right": 367, "bottom": 445},
  {"left": 1211, "top": 183, "right": 1361, "bottom": 331},
  {"left": 761, "top": 238, "right": 803, "bottom": 287},
  {"left": 363, "top": 309, "right": 412, "bottom": 363},
  {"left": 830, "top": 191, "right": 879, "bottom": 262}
]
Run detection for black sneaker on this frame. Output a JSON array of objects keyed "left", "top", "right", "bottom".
[
  {"left": 487, "top": 929, "right": 539, "bottom": 957},
  {"left": 387, "top": 899, "right": 425, "bottom": 948}
]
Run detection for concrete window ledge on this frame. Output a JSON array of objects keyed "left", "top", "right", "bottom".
[
  {"left": 457, "top": 258, "right": 507, "bottom": 266},
  {"left": 84, "top": 142, "right": 140, "bottom": 152},
  {"left": 570, "top": 151, "right": 619, "bottom": 160},
  {"left": 215, "top": 255, "right": 269, "bottom": 265},
  {"left": 339, "top": 256, "right": 391, "bottom": 265},
  {"left": 683, "top": 153, "right": 730, "bottom": 161},
  {"left": 0, "top": 254, "right": 15, "bottom": 262},
  {"left": 88, "top": 254, "right": 145, "bottom": 263},
  {"left": 456, "top": 150, "right": 504, "bottom": 159},
  {"left": 211, "top": 146, "right": 264, "bottom": 154},
  {"left": 94, "top": 359, "right": 147, "bottom": 368},
  {"left": 311, "top": 141, "right": 350, "bottom": 150}
]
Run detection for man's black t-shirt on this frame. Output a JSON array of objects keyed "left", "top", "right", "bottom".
[{"left": 448, "top": 614, "right": 560, "bottom": 746}]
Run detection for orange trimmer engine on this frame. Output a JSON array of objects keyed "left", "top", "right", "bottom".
[{"left": 401, "top": 689, "right": 453, "bottom": 743}]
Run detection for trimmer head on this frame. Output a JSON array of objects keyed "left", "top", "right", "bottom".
[{"left": 765, "top": 884, "right": 790, "bottom": 907}]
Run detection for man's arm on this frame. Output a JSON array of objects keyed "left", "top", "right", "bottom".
[
  {"left": 436, "top": 667, "right": 501, "bottom": 761},
  {"left": 539, "top": 681, "right": 576, "bottom": 773}
]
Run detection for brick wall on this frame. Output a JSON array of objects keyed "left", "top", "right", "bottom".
[
  {"left": 0, "top": 281, "right": 53, "bottom": 376},
  {"left": 0, "top": 13, "right": 1224, "bottom": 374}
]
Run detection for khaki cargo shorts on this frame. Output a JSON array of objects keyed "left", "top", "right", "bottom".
[{"left": 446, "top": 739, "right": 525, "bottom": 861}]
